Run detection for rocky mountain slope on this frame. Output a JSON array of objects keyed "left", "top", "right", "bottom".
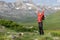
[{"left": 0, "top": 1, "right": 59, "bottom": 22}]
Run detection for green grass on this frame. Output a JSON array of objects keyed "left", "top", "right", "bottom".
[
  {"left": 44, "top": 11, "right": 60, "bottom": 30},
  {"left": 0, "top": 30, "right": 60, "bottom": 40}
]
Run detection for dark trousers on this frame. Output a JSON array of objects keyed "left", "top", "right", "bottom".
[{"left": 38, "top": 22, "right": 44, "bottom": 35}]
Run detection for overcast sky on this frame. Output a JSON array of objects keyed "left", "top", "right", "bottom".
[{"left": 0, "top": 0, "right": 60, "bottom": 6}]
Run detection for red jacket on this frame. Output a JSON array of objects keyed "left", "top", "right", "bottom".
[{"left": 37, "top": 10, "right": 44, "bottom": 22}]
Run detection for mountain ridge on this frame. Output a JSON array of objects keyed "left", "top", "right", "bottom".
[{"left": 0, "top": 1, "right": 59, "bottom": 22}]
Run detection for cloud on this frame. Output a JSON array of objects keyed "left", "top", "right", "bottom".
[
  {"left": 57, "top": 0, "right": 60, "bottom": 2},
  {"left": 0, "top": 0, "right": 16, "bottom": 2}
]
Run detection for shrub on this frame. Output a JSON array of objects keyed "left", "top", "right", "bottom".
[
  {"left": 51, "top": 32, "right": 60, "bottom": 37},
  {"left": 0, "top": 19, "right": 37, "bottom": 32}
]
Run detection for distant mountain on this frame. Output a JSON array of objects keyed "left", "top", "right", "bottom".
[{"left": 0, "top": 1, "right": 60, "bottom": 22}]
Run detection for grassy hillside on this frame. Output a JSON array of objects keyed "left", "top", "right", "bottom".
[
  {"left": 0, "top": 11, "right": 60, "bottom": 40},
  {"left": 0, "top": 11, "right": 60, "bottom": 31},
  {"left": 44, "top": 11, "right": 60, "bottom": 30}
]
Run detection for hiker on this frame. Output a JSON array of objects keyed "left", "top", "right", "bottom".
[{"left": 37, "top": 9, "right": 45, "bottom": 35}]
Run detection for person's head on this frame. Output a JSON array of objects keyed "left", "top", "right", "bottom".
[{"left": 37, "top": 10, "right": 42, "bottom": 14}]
